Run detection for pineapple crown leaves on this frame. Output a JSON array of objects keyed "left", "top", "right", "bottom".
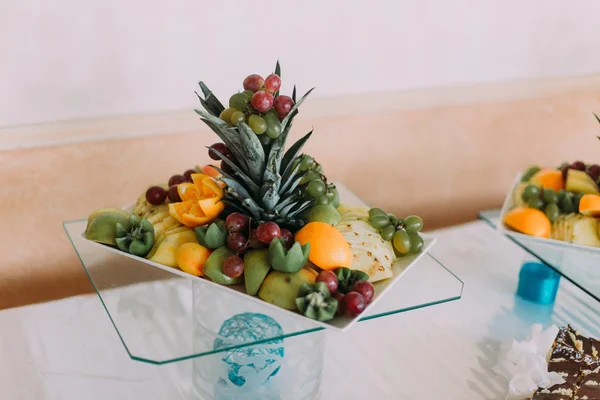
[{"left": 194, "top": 61, "right": 316, "bottom": 226}]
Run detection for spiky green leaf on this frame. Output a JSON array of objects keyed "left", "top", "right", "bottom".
[
  {"left": 281, "top": 87, "right": 314, "bottom": 132},
  {"left": 275, "top": 60, "right": 281, "bottom": 78},
  {"left": 196, "top": 82, "right": 225, "bottom": 117},
  {"left": 281, "top": 130, "right": 313, "bottom": 177},
  {"left": 286, "top": 200, "right": 313, "bottom": 218},
  {"left": 208, "top": 148, "right": 260, "bottom": 195},
  {"left": 236, "top": 121, "right": 267, "bottom": 183},
  {"left": 279, "top": 163, "right": 302, "bottom": 195},
  {"left": 195, "top": 112, "right": 250, "bottom": 172},
  {"left": 274, "top": 192, "right": 301, "bottom": 212}
]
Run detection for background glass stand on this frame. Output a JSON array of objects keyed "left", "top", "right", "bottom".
[
  {"left": 479, "top": 209, "right": 600, "bottom": 302},
  {"left": 64, "top": 184, "right": 464, "bottom": 400}
]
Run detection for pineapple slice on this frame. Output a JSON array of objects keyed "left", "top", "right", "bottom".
[
  {"left": 551, "top": 214, "right": 600, "bottom": 247},
  {"left": 566, "top": 169, "right": 600, "bottom": 195},
  {"left": 336, "top": 206, "right": 395, "bottom": 282}
]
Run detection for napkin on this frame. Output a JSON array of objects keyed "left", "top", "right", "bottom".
[{"left": 493, "top": 324, "right": 566, "bottom": 400}]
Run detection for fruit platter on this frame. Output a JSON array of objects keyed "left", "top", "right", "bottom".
[
  {"left": 81, "top": 62, "right": 434, "bottom": 331},
  {"left": 501, "top": 156, "right": 600, "bottom": 252}
]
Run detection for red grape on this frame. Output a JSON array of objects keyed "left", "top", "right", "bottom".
[
  {"left": 146, "top": 186, "right": 167, "bottom": 205},
  {"left": 587, "top": 164, "right": 600, "bottom": 180},
  {"left": 208, "top": 143, "right": 229, "bottom": 160},
  {"left": 333, "top": 292, "right": 345, "bottom": 315},
  {"left": 223, "top": 255, "right": 244, "bottom": 278},
  {"left": 251, "top": 91, "right": 274, "bottom": 113},
  {"left": 226, "top": 212, "right": 249, "bottom": 233},
  {"left": 273, "top": 95, "right": 294, "bottom": 116},
  {"left": 316, "top": 270, "right": 338, "bottom": 294},
  {"left": 256, "top": 222, "right": 281, "bottom": 244},
  {"left": 349, "top": 281, "right": 374, "bottom": 304},
  {"left": 167, "top": 185, "right": 181, "bottom": 202},
  {"left": 572, "top": 161, "right": 586, "bottom": 171},
  {"left": 184, "top": 169, "right": 197, "bottom": 182},
  {"left": 227, "top": 233, "right": 247, "bottom": 253},
  {"left": 280, "top": 229, "right": 293, "bottom": 249},
  {"left": 243, "top": 74, "right": 264, "bottom": 92},
  {"left": 341, "top": 292, "right": 366, "bottom": 316},
  {"left": 221, "top": 160, "right": 234, "bottom": 174},
  {"left": 248, "top": 229, "right": 264, "bottom": 248},
  {"left": 264, "top": 74, "right": 281, "bottom": 93},
  {"left": 168, "top": 174, "right": 187, "bottom": 187}
]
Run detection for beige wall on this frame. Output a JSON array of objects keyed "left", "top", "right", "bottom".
[{"left": 3, "top": 0, "right": 600, "bottom": 128}]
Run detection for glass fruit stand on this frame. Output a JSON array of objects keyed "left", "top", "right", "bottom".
[{"left": 64, "top": 183, "right": 464, "bottom": 400}]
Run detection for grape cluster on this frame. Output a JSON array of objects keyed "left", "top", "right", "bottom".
[
  {"left": 294, "top": 154, "right": 339, "bottom": 207},
  {"left": 521, "top": 184, "right": 583, "bottom": 221},
  {"left": 314, "top": 270, "right": 375, "bottom": 317},
  {"left": 368, "top": 208, "right": 424, "bottom": 256},
  {"left": 145, "top": 168, "right": 198, "bottom": 206},
  {"left": 560, "top": 161, "right": 600, "bottom": 185},
  {"left": 218, "top": 73, "right": 295, "bottom": 140},
  {"left": 223, "top": 213, "right": 293, "bottom": 255}
]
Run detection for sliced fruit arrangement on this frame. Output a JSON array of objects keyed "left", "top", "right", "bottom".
[
  {"left": 83, "top": 62, "right": 428, "bottom": 323},
  {"left": 504, "top": 161, "right": 600, "bottom": 247}
]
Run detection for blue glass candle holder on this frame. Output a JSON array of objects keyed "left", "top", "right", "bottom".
[{"left": 516, "top": 262, "right": 561, "bottom": 304}]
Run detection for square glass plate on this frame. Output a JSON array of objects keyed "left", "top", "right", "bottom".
[{"left": 64, "top": 183, "right": 464, "bottom": 364}]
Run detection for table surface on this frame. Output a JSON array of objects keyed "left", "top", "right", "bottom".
[{"left": 2, "top": 220, "right": 599, "bottom": 400}]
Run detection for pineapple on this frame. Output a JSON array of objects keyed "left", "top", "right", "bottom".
[{"left": 193, "top": 63, "right": 316, "bottom": 228}]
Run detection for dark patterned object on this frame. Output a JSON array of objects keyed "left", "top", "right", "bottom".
[{"left": 531, "top": 326, "right": 600, "bottom": 400}]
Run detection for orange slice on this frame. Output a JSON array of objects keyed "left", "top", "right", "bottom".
[
  {"left": 531, "top": 169, "right": 564, "bottom": 192},
  {"left": 201, "top": 177, "right": 224, "bottom": 198},
  {"left": 295, "top": 222, "right": 352, "bottom": 270},
  {"left": 579, "top": 194, "right": 600, "bottom": 217},
  {"left": 177, "top": 183, "right": 200, "bottom": 202},
  {"left": 201, "top": 165, "right": 221, "bottom": 179},
  {"left": 168, "top": 201, "right": 195, "bottom": 224},
  {"left": 198, "top": 198, "right": 225, "bottom": 218},
  {"left": 504, "top": 207, "right": 551, "bottom": 238}
]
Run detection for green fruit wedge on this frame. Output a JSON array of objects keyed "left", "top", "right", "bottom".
[
  {"left": 85, "top": 212, "right": 131, "bottom": 245},
  {"left": 204, "top": 246, "right": 243, "bottom": 285},
  {"left": 301, "top": 204, "right": 341, "bottom": 225},
  {"left": 244, "top": 249, "right": 271, "bottom": 295}
]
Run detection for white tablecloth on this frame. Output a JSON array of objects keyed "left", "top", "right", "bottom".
[{"left": 1, "top": 221, "right": 598, "bottom": 400}]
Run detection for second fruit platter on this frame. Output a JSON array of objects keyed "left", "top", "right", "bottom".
[
  {"left": 503, "top": 158, "right": 600, "bottom": 249},
  {"left": 82, "top": 62, "right": 433, "bottom": 330}
]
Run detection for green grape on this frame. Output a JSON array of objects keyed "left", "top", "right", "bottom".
[
  {"left": 368, "top": 208, "right": 387, "bottom": 218},
  {"left": 521, "top": 184, "right": 541, "bottom": 202},
  {"left": 393, "top": 230, "right": 411, "bottom": 255},
  {"left": 243, "top": 90, "right": 254, "bottom": 98},
  {"left": 370, "top": 214, "right": 391, "bottom": 229},
  {"left": 258, "top": 134, "right": 273, "bottom": 147},
  {"left": 572, "top": 192, "right": 583, "bottom": 212},
  {"left": 542, "top": 188, "right": 558, "bottom": 204},
  {"left": 229, "top": 93, "right": 250, "bottom": 111},
  {"left": 230, "top": 111, "right": 245, "bottom": 126},
  {"left": 314, "top": 196, "right": 330, "bottom": 205},
  {"left": 264, "top": 112, "right": 281, "bottom": 138},
  {"left": 559, "top": 193, "right": 574, "bottom": 213},
  {"left": 248, "top": 114, "right": 267, "bottom": 135},
  {"left": 544, "top": 203, "right": 560, "bottom": 222},
  {"left": 300, "top": 170, "right": 321, "bottom": 185},
  {"left": 404, "top": 215, "right": 423, "bottom": 233},
  {"left": 219, "top": 108, "right": 236, "bottom": 125},
  {"left": 380, "top": 225, "right": 396, "bottom": 241},
  {"left": 315, "top": 164, "right": 323, "bottom": 174},
  {"left": 528, "top": 198, "right": 545, "bottom": 210},
  {"left": 307, "top": 180, "right": 326, "bottom": 197},
  {"left": 408, "top": 233, "right": 424, "bottom": 254},
  {"left": 557, "top": 189, "right": 567, "bottom": 202},
  {"left": 299, "top": 155, "right": 315, "bottom": 171},
  {"left": 387, "top": 213, "right": 398, "bottom": 225}
]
